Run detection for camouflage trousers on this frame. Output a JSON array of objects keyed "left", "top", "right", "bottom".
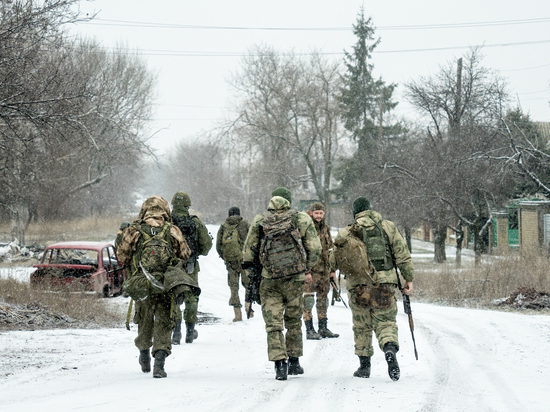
[
  {"left": 134, "top": 294, "right": 174, "bottom": 356},
  {"left": 302, "top": 270, "right": 330, "bottom": 321},
  {"left": 226, "top": 261, "right": 249, "bottom": 308},
  {"left": 260, "top": 276, "right": 305, "bottom": 361},
  {"left": 348, "top": 284, "right": 399, "bottom": 357},
  {"left": 174, "top": 270, "right": 199, "bottom": 324}
]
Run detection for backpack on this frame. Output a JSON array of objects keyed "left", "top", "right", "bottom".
[
  {"left": 132, "top": 220, "right": 175, "bottom": 276},
  {"left": 172, "top": 213, "right": 199, "bottom": 258},
  {"left": 221, "top": 222, "right": 243, "bottom": 262},
  {"left": 259, "top": 210, "right": 307, "bottom": 279},
  {"left": 356, "top": 221, "right": 394, "bottom": 271},
  {"left": 333, "top": 224, "right": 379, "bottom": 286}
]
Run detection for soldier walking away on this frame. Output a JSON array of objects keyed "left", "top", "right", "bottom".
[
  {"left": 216, "top": 207, "right": 251, "bottom": 322},
  {"left": 303, "top": 202, "right": 339, "bottom": 340},
  {"left": 114, "top": 221, "right": 130, "bottom": 251},
  {"left": 170, "top": 191, "right": 213, "bottom": 344},
  {"left": 330, "top": 197, "right": 414, "bottom": 381},
  {"left": 117, "top": 196, "right": 192, "bottom": 378},
  {"left": 242, "top": 187, "right": 321, "bottom": 381}
]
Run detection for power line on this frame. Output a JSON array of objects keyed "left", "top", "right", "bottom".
[
  {"left": 87, "top": 17, "right": 550, "bottom": 31},
  {"left": 104, "top": 39, "right": 550, "bottom": 58}
]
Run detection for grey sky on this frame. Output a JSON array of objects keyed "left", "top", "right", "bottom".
[{"left": 75, "top": 0, "right": 550, "bottom": 154}]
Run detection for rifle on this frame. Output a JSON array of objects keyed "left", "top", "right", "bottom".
[
  {"left": 402, "top": 293, "right": 418, "bottom": 360},
  {"left": 244, "top": 246, "right": 262, "bottom": 319},
  {"left": 330, "top": 278, "right": 348, "bottom": 308}
]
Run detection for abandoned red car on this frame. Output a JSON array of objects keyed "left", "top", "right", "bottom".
[{"left": 31, "top": 241, "right": 127, "bottom": 297}]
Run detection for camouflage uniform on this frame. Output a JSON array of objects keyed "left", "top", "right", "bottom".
[
  {"left": 330, "top": 206, "right": 414, "bottom": 380},
  {"left": 216, "top": 213, "right": 250, "bottom": 310},
  {"left": 117, "top": 196, "right": 191, "bottom": 375},
  {"left": 303, "top": 217, "right": 333, "bottom": 322},
  {"left": 114, "top": 222, "right": 130, "bottom": 251},
  {"left": 171, "top": 193, "right": 212, "bottom": 327},
  {"left": 242, "top": 196, "right": 321, "bottom": 364}
]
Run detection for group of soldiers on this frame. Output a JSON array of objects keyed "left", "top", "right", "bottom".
[{"left": 116, "top": 187, "right": 414, "bottom": 381}]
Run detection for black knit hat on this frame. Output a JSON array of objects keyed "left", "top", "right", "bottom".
[
  {"left": 352, "top": 197, "right": 371, "bottom": 216},
  {"left": 228, "top": 207, "right": 240, "bottom": 216}
]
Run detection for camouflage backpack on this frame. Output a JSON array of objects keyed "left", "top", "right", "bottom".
[
  {"left": 221, "top": 222, "right": 242, "bottom": 262},
  {"left": 333, "top": 223, "right": 379, "bottom": 286},
  {"left": 356, "top": 221, "right": 394, "bottom": 271},
  {"left": 123, "top": 220, "right": 176, "bottom": 300},
  {"left": 259, "top": 210, "right": 307, "bottom": 279},
  {"left": 172, "top": 213, "right": 199, "bottom": 258},
  {"left": 132, "top": 220, "right": 175, "bottom": 276}
]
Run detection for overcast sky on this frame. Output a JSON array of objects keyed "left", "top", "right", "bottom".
[{"left": 74, "top": 0, "right": 550, "bottom": 154}]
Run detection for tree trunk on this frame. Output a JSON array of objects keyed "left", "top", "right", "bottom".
[
  {"left": 433, "top": 223, "right": 447, "bottom": 263},
  {"left": 473, "top": 223, "right": 482, "bottom": 266},
  {"left": 455, "top": 225, "right": 464, "bottom": 268},
  {"left": 404, "top": 225, "right": 412, "bottom": 253}
]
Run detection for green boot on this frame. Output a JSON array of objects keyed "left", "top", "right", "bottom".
[{"left": 185, "top": 322, "right": 198, "bottom": 344}]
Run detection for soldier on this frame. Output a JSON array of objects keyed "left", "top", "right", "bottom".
[
  {"left": 114, "top": 221, "right": 130, "bottom": 251},
  {"left": 170, "top": 191, "right": 213, "bottom": 344},
  {"left": 242, "top": 187, "right": 321, "bottom": 381},
  {"left": 303, "top": 202, "right": 339, "bottom": 340},
  {"left": 216, "top": 206, "right": 251, "bottom": 322},
  {"left": 330, "top": 197, "right": 414, "bottom": 381},
  {"left": 117, "top": 196, "right": 191, "bottom": 378}
]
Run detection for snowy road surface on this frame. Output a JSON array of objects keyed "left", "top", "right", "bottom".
[{"left": 1, "top": 227, "right": 549, "bottom": 411}]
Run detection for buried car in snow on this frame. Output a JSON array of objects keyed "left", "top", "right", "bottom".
[{"left": 31, "top": 241, "right": 126, "bottom": 297}]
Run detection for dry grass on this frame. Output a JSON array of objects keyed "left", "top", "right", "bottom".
[
  {"left": 414, "top": 248, "right": 550, "bottom": 308},
  {"left": 0, "top": 276, "right": 124, "bottom": 330},
  {"left": 0, "top": 215, "right": 128, "bottom": 245}
]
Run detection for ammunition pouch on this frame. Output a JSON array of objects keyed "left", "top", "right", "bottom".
[{"left": 353, "top": 283, "right": 395, "bottom": 309}]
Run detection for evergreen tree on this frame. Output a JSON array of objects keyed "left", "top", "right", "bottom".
[{"left": 338, "top": 9, "right": 402, "bottom": 195}]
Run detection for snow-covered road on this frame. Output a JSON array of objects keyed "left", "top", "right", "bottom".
[{"left": 1, "top": 227, "right": 548, "bottom": 411}]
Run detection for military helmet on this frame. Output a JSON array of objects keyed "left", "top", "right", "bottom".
[{"left": 172, "top": 191, "right": 191, "bottom": 208}]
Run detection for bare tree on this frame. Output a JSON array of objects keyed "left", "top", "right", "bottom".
[
  {"left": 225, "top": 46, "right": 345, "bottom": 215},
  {"left": 404, "top": 48, "right": 512, "bottom": 264}
]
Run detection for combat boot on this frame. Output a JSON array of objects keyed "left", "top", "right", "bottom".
[
  {"left": 384, "top": 342, "right": 400, "bottom": 381},
  {"left": 304, "top": 319, "right": 321, "bottom": 340},
  {"left": 185, "top": 321, "right": 198, "bottom": 344},
  {"left": 318, "top": 318, "right": 339, "bottom": 338},
  {"left": 152, "top": 350, "right": 168, "bottom": 378},
  {"left": 233, "top": 306, "right": 243, "bottom": 322},
  {"left": 288, "top": 357, "right": 304, "bottom": 375},
  {"left": 353, "top": 356, "right": 371, "bottom": 378},
  {"left": 138, "top": 349, "right": 151, "bottom": 373},
  {"left": 245, "top": 302, "right": 254, "bottom": 318},
  {"left": 171, "top": 321, "right": 182, "bottom": 345},
  {"left": 274, "top": 359, "right": 288, "bottom": 381}
]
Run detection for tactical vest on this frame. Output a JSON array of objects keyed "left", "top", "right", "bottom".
[
  {"left": 259, "top": 210, "right": 308, "bottom": 279},
  {"left": 172, "top": 213, "right": 199, "bottom": 258},
  {"left": 221, "top": 222, "right": 243, "bottom": 262},
  {"left": 357, "top": 221, "right": 394, "bottom": 271}
]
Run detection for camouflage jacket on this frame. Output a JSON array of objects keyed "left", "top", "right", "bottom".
[
  {"left": 242, "top": 196, "right": 321, "bottom": 280},
  {"left": 330, "top": 209, "right": 414, "bottom": 288},
  {"left": 215, "top": 215, "right": 250, "bottom": 259},
  {"left": 310, "top": 218, "right": 334, "bottom": 276},
  {"left": 117, "top": 196, "right": 191, "bottom": 272}
]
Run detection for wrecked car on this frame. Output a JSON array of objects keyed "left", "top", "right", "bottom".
[{"left": 31, "top": 241, "right": 126, "bottom": 297}]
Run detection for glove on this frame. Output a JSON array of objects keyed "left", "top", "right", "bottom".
[{"left": 241, "top": 261, "right": 255, "bottom": 270}]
